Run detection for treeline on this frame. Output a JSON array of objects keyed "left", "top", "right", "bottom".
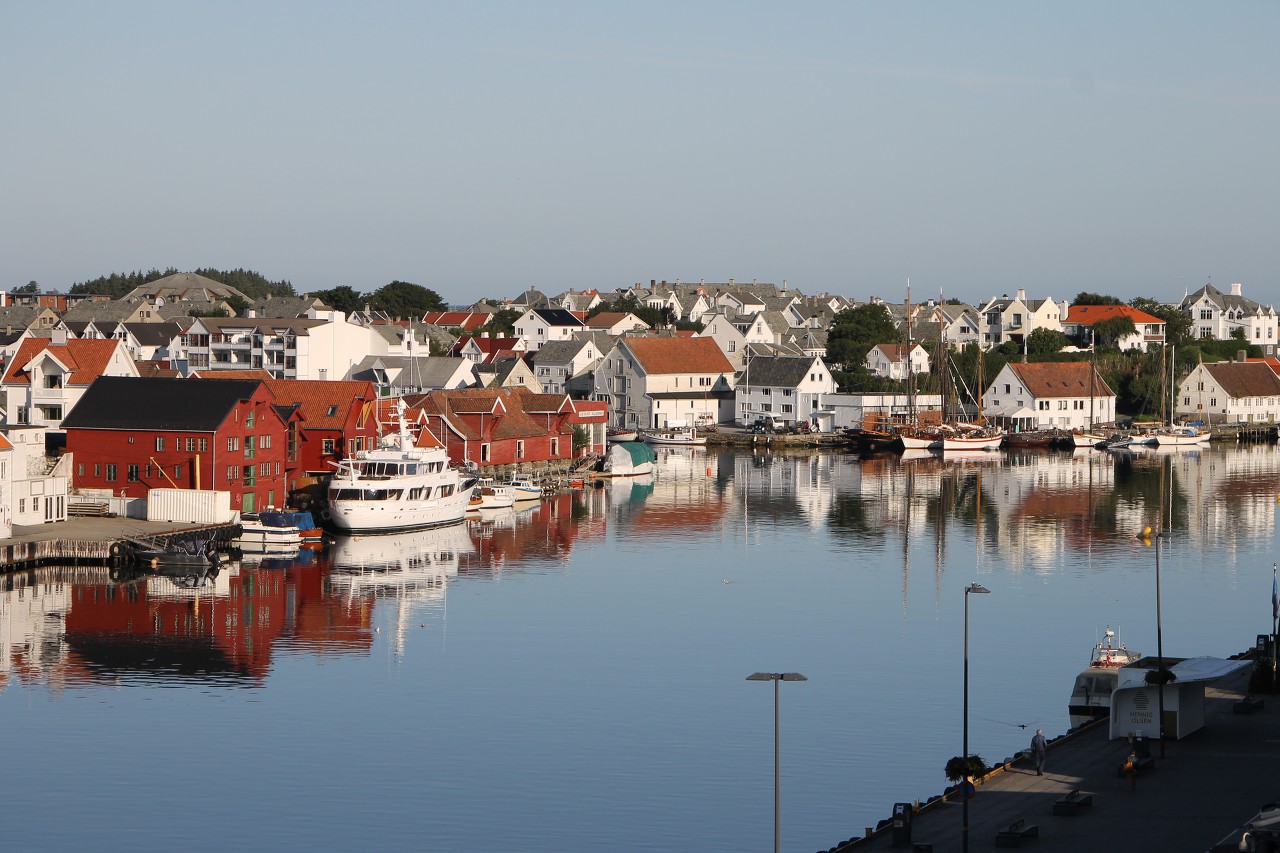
[{"left": 69, "top": 267, "right": 295, "bottom": 300}]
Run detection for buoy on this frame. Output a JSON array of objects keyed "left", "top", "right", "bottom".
[
  {"left": 706, "top": 466, "right": 712, "bottom": 476},
  {"left": 1138, "top": 526, "right": 1152, "bottom": 540}
]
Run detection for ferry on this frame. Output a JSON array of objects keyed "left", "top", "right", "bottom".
[
  {"left": 327, "top": 401, "right": 478, "bottom": 534},
  {"left": 1067, "top": 627, "right": 1141, "bottom": 729}
]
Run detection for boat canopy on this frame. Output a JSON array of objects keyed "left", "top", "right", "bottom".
[{"left": 614, "top": 441, "right": 657, "bottom": 466}]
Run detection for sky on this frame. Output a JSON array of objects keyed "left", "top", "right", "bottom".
[{"left": 3, "top": 2, "right": 1278, "bottom": 308}]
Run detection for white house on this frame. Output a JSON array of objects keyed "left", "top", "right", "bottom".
[
  {"left": 530, "top": 337, "right": 610, "bottom": 397},
  {"left": 978, "top": 289, "right": 1068, "bottom": 349},
  {"left": 1063, "top": 305, "right": 1166, "bottom": 352},
  {"left": 736, "top": 354, "right": 836, "bottom": 429},
  {"left": 1176, "top": 358, "right": 1280, "bottom": 424},
  {"left": 2, "top": 336, "right": 139, "bottom": 430},
  {"left": 583, "top": 312, "right": 649, "bottom": 337},
  {"left": 592, "top": 336, "right": 736, "bottom": 430},
  {"left": 982, "top": 361, "right": 1116, "bottom": 431},
  {"left": 1179, "top": 283, "right": 1277, "bottom": 352},
  {"left": 3, "top": 426, "right": 70, "bottom": 527},
  {"left": 698, "top": 313, "right": 749, "bottom": 371},
  {"left": 0, "top": 432, "right": 11, "bottom": 536},
  {"left": 864, "top": 343, "right": 931, "bottom": 381},
  {"left": 512, "top": 307, "right": 587, "bottom": 352}
]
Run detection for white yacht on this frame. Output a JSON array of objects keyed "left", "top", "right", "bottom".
[{"left": 327, "top": 402, "right": 478, "bottom": 534}]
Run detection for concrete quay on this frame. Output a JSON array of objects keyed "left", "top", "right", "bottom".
[{"left": 827, "top": 667, "right": 1277, "bottom": 853}]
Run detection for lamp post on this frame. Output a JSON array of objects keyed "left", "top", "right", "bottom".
[
  {"left": 962, "top": 582, "right": 991, "bottom": 853},
  {"left": 1153, "top": 531, "right": 1167, "bottom": 758},
  {"left": 747, "top": 672, "right": 808, "bottom": 853}
]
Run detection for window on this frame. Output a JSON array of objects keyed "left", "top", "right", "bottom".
[
  {"left": 275, "top": 461, "right": 280, "bottom": 475},
  {"left": 18, "top": 499, "right": 24, "bottom": 514},
  {"left": 174, "top": 465, "right": 182, "bottom": 479},
  {"left": 481, "top": 443, "right": 490, "bottom": 462},
  {"left": 156, "top": 437, "right": 165, "bottom": 451},
  {"left": 95, "top": 463, "right": 101, "bottom": 477},
  {"left": 128, "top": 465, "right": 140, "bottom": 482},
  {"left": 199, "top": 438, "right": 208, "bottom": 453},
  {"left": 260, "top": 434, "right": 271, "bottom": 449},
  {"left": 327, "top": 405, "right": 338, "bottom": 416},
  {"left": 322, "top": 438, "right": 336, "bottom": 455},
  {"left": 43, "top": 374, "right": 61, "bottom": 389},
  {"left": 77, "top": 463, "right": 84, "bottom": 477},
  {"left": 243, "top": 465, "right": 256, "bottom": 486},
  {"left": 227, "top": 436, "right": 240, "bottom": 452},
  {"left": 550, "top": 437, "right": 560, "bottom": 456},
  {"left": 245, "top": 435, "right": 256, "bottom": 458},
  {"left": 105, "top": 464, "right": 117, "bottom": 482},
  {"left": 145, "top": 463, "right": 153, "bottom": 478},
  {"left": 516, "top": 440, "right": 525, "bottom": 459},
  {"left": 227, "top": 466, "right": 238, "bottom": 480},
  {"left": 245, "top": 410, "right": 255, "bottom": 428}
]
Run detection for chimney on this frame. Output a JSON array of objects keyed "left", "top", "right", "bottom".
[
  {"left": 52, "top": 327, "right": 67, "bottom": 345},
  {"left": 782, "top": 279, "right": 787, "bottom": 291},
  {"left": 651, "top": 279, "right": 656, "bottom": 288},
  {"left": 1231, "top": 282, "right": 1243, "bottom": 296},
  {"left": 1015, "top": 288, "right": 1026, "bottom": 301},
  {"left": 0, "top": 290, "right": 6, "bottom": 307}
]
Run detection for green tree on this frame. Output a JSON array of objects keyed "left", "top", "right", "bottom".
[
  {"left": 826, "top": 303, "right": 899, "bottom": 368},
  {"left": 14, "top": 281, "right": 40, "bottom": 294},
  {"left": 1073, "top": 292, "right": 1125, "bottom": 306},
  {"left": 1091, "top": 316, "right": 1138, "bottom": 348},
  {"left": 311, "top": 285, "right": 365, "bottom": 315},
  {"left": 369, "top": 281, "right": 447, "bottom": 318},
  {"left": 588, "top": 294, "right": 662, "bottom": 328},
  {"left": 1026, "top": 327, "right": 1068, "bottom": 356},
  {"left": 480, "top": 308, "right": 520, "bottom": 336},
  {"left": 1130, "top": 297, "right": 1193, "bottom": 347}
]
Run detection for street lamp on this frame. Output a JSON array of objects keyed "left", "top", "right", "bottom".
[
  {"left": 962, "top": 582, "right": 990, "bottom": 853},
  {"left": 1141, "top": 529, "right": 1169, "bottom": 758},
  {"left": 747, "top": 672, "right": 808, "bottom": 853}
]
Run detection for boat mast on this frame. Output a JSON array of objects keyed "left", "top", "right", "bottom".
[
  {"left": 905, "top": 279, "right": 914, "bottom": 428},
  {"left": 1088, "top": 328, "right": 1096, "bottom": 432}
]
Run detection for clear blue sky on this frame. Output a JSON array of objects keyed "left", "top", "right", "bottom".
[{"left": 3, "top": 2, "right": 1277, "bottom": 307}]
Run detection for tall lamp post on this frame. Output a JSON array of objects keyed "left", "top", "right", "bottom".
[
  {"left": 962, "top": 583, "right": 991, "bottom": 853},
  {"left": 747, "top": 672, "right": 808, "bottom": 853},
  {"left": 1150, "top": 530, "right": 1168, "bottom": 758}
]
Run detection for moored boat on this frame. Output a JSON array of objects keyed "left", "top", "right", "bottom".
[
  {"left": 1153, "top": 426, "right": 1211, "bottom": 446},
  {"left": 898, "top": 428, "right": 943, "bottom": 451},
  {"left": 505, "top": 477, "right": 543, "bottom": 500},
  {"left": 603, "top": 440, "right": 657, "bottom": 476},
  {"left": 235, "top": 519, "right": 304, "bottom": 553},
  {"left": 474, "top": 479, "right": 516, "bottom": 509},
  {"left": 1067, "top": 627, "right": 1140, "bottom": 729},
  {"left": 1003, "top": 430, "right": 1055, "bottom": 449},
  {"left": 327, "top": 400, "right": 479, "bottom": 534},
  {"left": 1071, "top": 431, "right": 1108, "bottom": 449},
  {"left": 940, "top": 423, "right": 1004, "bottom": 452},
  {"left": 606, "top": 427, "right": 639, "bottom": 442},
  {"left": 641, "top": 427, "right": 706, "bottom": 446}
]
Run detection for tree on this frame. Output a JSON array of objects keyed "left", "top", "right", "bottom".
[
  {"left": 369, "top": 281, "right": 446, "bottom": 318},
  {"left": 311, "top": 285, "right": 364, "bottom": 315},
  {"left": 589, "top": 294, "right": 662, "bottom": 328},
  {"left": 1092, "top": 316, "right": 1138, "bottom": 348},
  {"left": 14, "top": 281, "right": 40, "bottom": 294},
  {"left": 480, "top": 308, "right": 520, "bottom": 336},
  {"left": 1130, "top": 297, "right": 1193, "bottom": 347},
  {"left": 1073, "top": 292, "right": 1124, "bottom": 306},
  {"left": 1026, "top": 327, "right": 1068, "bottom": 356},
  {"left": 826, "top": 303, "right": 899, "bottom": 368}
]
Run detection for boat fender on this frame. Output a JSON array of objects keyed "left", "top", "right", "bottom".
[{"left": 109, "top": 541, "right": 125, "bottom": 558}]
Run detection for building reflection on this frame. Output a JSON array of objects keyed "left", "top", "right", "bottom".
[{"left": 2, "top": 445, "right": 1277, "bottom": 690}]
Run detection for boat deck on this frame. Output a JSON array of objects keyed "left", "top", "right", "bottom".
[{"left": 833, "top": 668, "right": 1279, "bottom": 852}]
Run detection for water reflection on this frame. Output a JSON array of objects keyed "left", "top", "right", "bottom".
[{"left": 3, "top": 446, "right": 1277, "bottom": 694}]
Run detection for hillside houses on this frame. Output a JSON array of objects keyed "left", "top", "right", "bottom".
[
  {"left": 594, "top": 336, "right": 735, "bottom": 430},
  {"left": 1180, "top": 283, "right": 1277, "bottom": 354},
  {"left": 1176, "top": 357, "right": 1280, "bottom": 424},
  {"left": 982, "top": 361, "right": 1116, "bottom": 432}
]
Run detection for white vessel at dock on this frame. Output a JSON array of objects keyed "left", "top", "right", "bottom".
[
  {"left": 327, "top": 401, "right": 478, "bottom": 534},
  {"left": 1067, "top": 627, "right": 1140, "bottom": 728}
]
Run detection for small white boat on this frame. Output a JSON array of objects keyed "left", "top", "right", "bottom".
[
  {"left": 506, "top": 477, "right": 543, "bottom": 501},
  {"left": 1071, "top": 431, "right": 1108, "bottom": 448},
  {"left": 1153, "top": 426, "right": 1211, "bottom": 446},
  {"left": 603, "top": 440, "right": 657, "bottom": 476},
  {"left": 1067, "top": 627, "right": 1141, "bottom": 729},
  {"left": 235, "top": 519, "right": 303, "bottom": 553},
  {"left": 898, "top": 429, "right": 943, "bottom": 450},
  {"left": 474, "top": 480, "right": 515, "bottom": 509},
  {"left": 641, "top": 427, "right": 706, "bottom": 446},
  {"left": 607, "top": 428, "right": 639, "bottom": 442}
]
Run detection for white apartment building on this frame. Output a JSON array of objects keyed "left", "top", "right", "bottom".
[{"left": 183, "top": 310, "right": 389, "bottom": 380}]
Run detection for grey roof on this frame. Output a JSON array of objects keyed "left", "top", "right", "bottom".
[
  {"left": 123, "top": 272, "right": 250, "bottom": 303},
  {"left": 1182, "top": 283, "right": 1275, "bottom": 314},
  {"left": 530, "top": 339, "right": 590, "bottom": 364},
  {"left": 251, "top": 295, "right": 321, "bottom": 318},
  {"left": 510, "top": 289, "right": 550, "bottom": 307},
  {"left": 0, "top": 306, "right": 41, "bottom": 334},
  {"left": 739, "top": 355, "right": 820, "bottom": 387},
  {"left": 157, "top": 298, "right": 229, "bottom": 320},
  {"left": 197, "top": 317, "right": 327, "bottom": 334},
  {"left": 350, "top": 355, "right": 474, "bottom": 389},
  {"left": 122, "top": 321, "right": 185, "bottom": 347},
  {"left": 61, "top": 376, "right": 261, "bottom": 431},
  {"left": 61, "top": 299, "right": 141, "bottom": 324}
]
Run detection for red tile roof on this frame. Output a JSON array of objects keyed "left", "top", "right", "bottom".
[
  {"left": 3, "top": 338, "right": 124, "bottom": 386},
  {"left": 262, "top": 379, "right": 378, "bottom": 430},
  {"left": 196, "top": 369, "right": 274, "bottom": 380},
  {"left": 1066, "top": 305, "right": 1164, "bottom": 326},
  {"left": 622, "top": 337, "right": 734, "bottom": 374}
]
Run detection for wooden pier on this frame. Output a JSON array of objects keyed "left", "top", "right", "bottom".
[{"left": 0, "top": 518, "right": 242, "bottom": 573}]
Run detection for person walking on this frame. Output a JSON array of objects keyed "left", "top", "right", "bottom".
[{"left": 1031, "top": 728, "right": 1048, "bottom": 776}]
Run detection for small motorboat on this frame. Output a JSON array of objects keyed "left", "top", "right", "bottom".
[
  {"left": 506, "top": 477, "right": 543, "bottom": 500},
  {"left": 607, "top": 427, "right": 639, "bottom": 442},
  {"left": 1067, "top": 627, "right": 1141, "bottom": 729},
  {"left": 474, "top": 479, "right": 516, "bottom": 508},
  {"left": 236, "top": 517, "right": 303, "bottom": 554},
  {"left": 641, "top": 428, "right": 706, "bottom": 446}
]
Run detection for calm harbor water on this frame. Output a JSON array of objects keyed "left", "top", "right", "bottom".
[{"left": 3, "top": 442, "right": 1279, "bottom": 852}]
